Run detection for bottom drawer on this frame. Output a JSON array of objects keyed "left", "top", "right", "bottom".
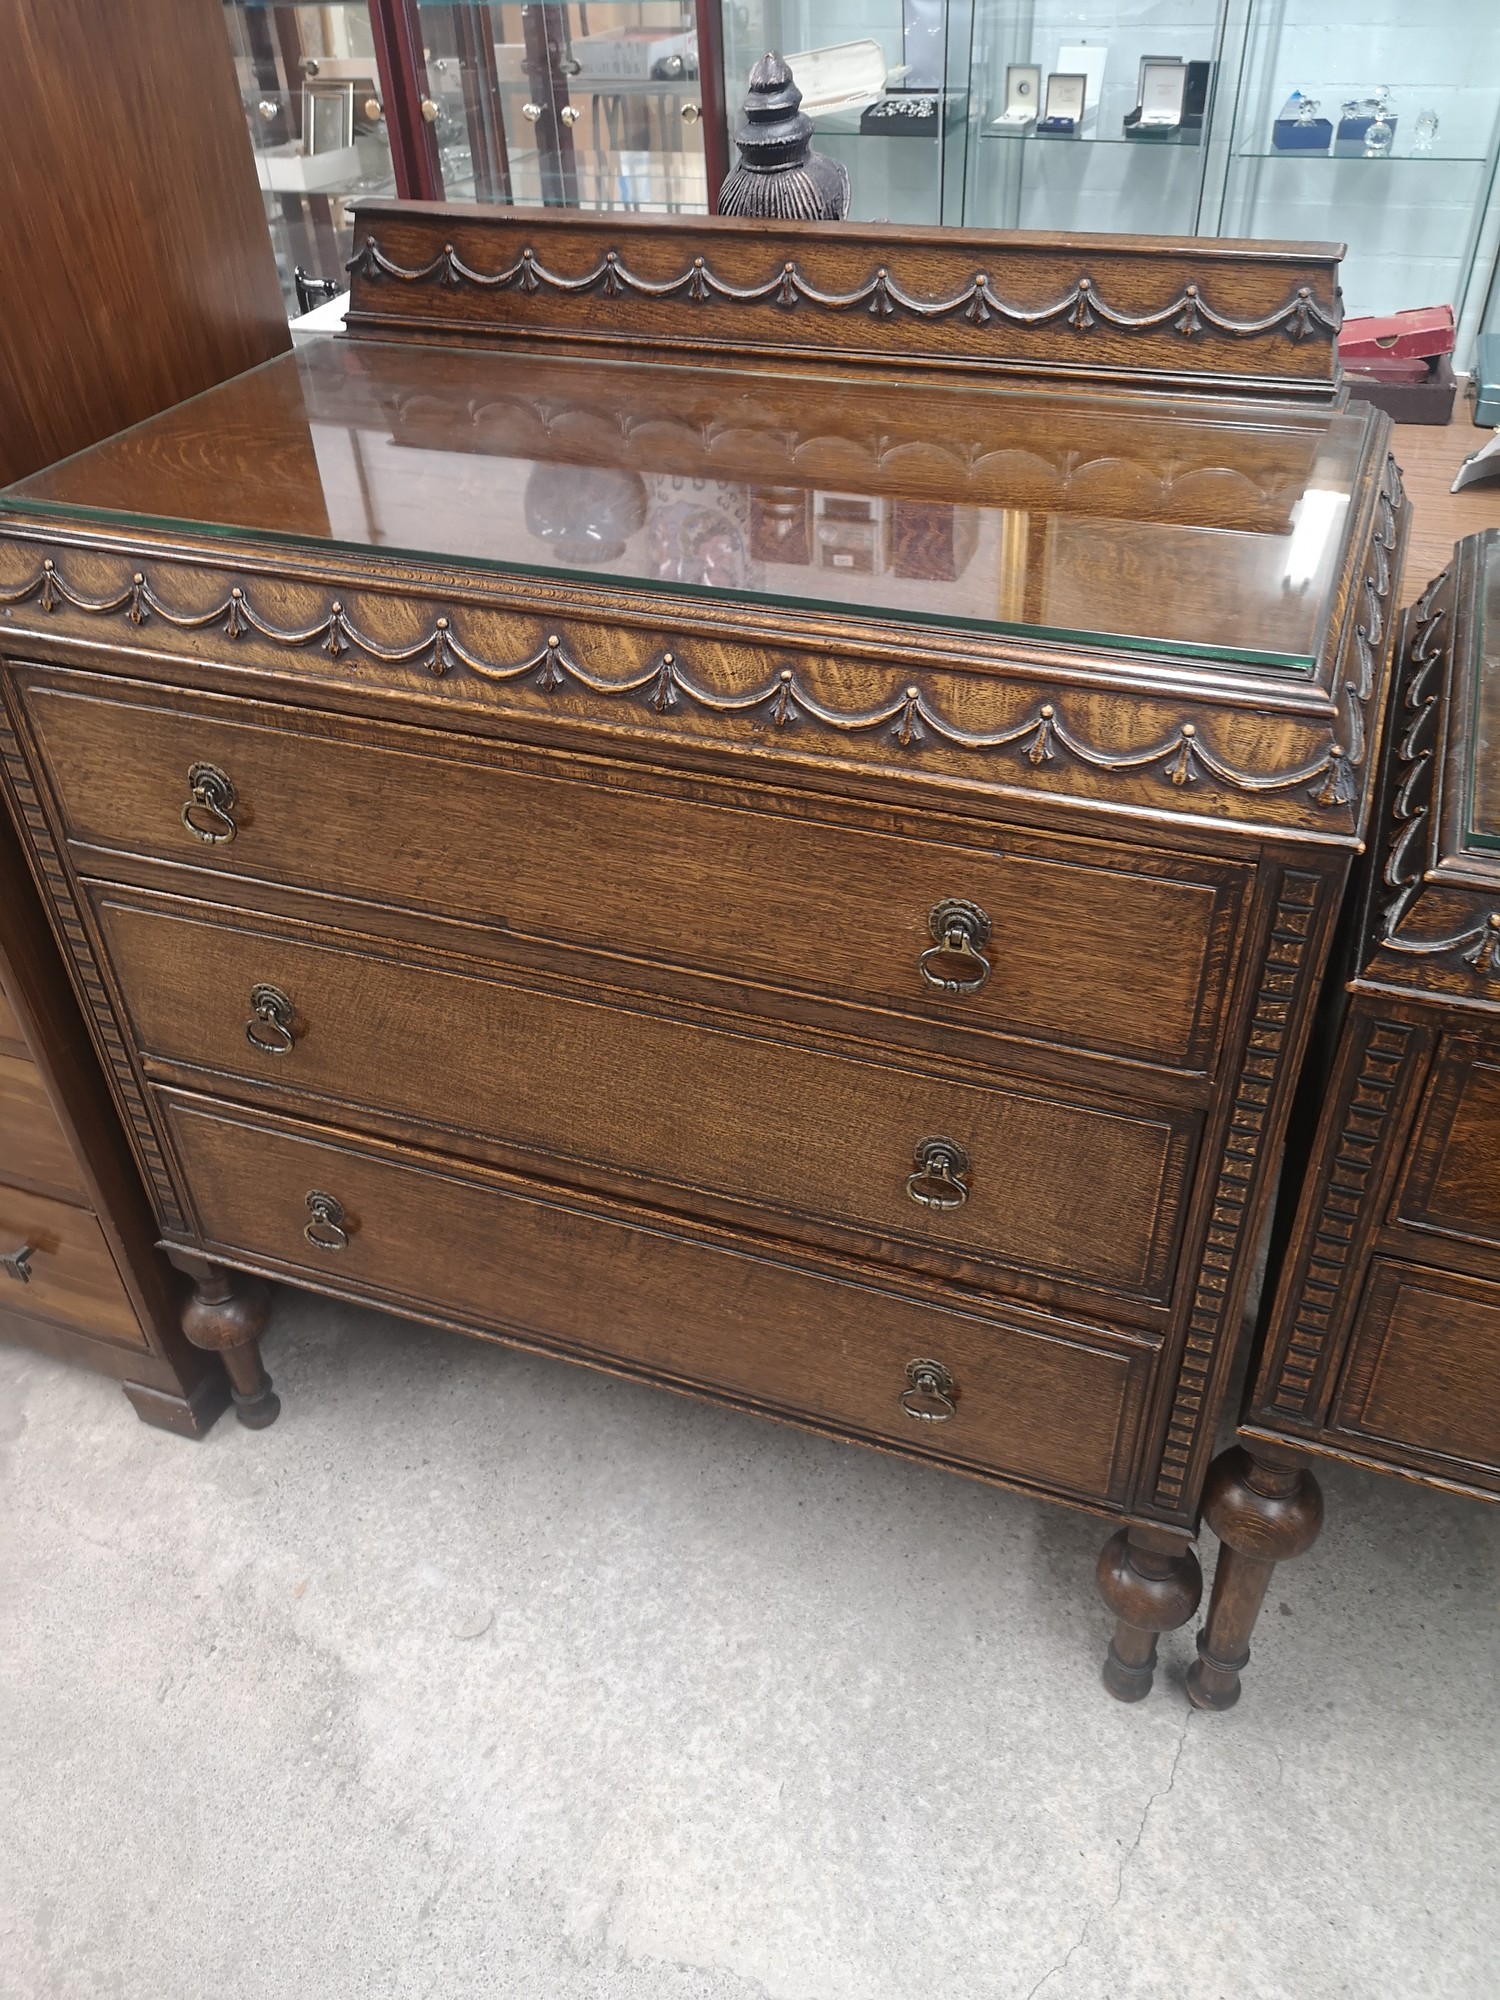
[
  {"left": 0, "top": 1183, "right": 145, "bottom": 1349},
  {"left": 161, "top": 1092, "right": 1154, "bottom": 1506},
  {"left": 1332, "top": 1258, "right": 1500, "bottom": 1487}
]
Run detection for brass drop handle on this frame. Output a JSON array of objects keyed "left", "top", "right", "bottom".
[
  {"left": 246, "top": 984, "right": 296, "bottom": 1056},
  {"left": 522, "top": 101, "right": 543, "bottom": 122},
  {"left": 901, "top": 1358, "right": 957, "bottom": 1422},
  {"left": 906, "top": 1137, "right": 969, "bottom": 1210},
  {"left": 182, "top": 762, "right": 238, "bottom": 845},
  {"left": 304, "top": 1190, "right": 349, "bottom": 1252},
  {"left": 559, "top": 104, "right": 580, "bottom": 127},
  {"left": 1, "top": 1242, "right": 35, "bottom": 1283},
  {"left": 919, "top": 898, "right": 992, "bottom": 996}
]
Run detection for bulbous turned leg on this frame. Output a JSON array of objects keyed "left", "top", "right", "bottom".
[
  {"left": 178, "top": 1260, "right": 278, "bottom": 1429},
  {"left": 1186, "top": 1445, "right": 1322, "bottom": 1713},
  {"left": 1097, "top": 1525, "right": 1203, "bottom": 1703}
]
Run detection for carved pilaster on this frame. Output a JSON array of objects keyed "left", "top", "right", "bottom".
[
  {"left": 1266, "top": 1017, "right": 1424, "bottom": 1419},
  {"left": 1152, "top": 870, "right": 1325, "bottom": 1513}
]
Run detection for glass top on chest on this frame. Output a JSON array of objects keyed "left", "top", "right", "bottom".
[{"left": 4, "top": 333, "right": 1370, "bottom": 671}]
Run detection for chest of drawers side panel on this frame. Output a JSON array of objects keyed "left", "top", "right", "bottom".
[{"left": 0, "top": 691, "right": 188, "bottom": 1238}]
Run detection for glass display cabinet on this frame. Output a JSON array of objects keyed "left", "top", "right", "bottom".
[
  {"left": 225, "top": 0, "right": 1500, "bottom": 363},
  {"left": 965, "top": 0, "right": 1226, "bottom": 238},
  {"left": 224, "top": 2, "right": 399, "bottom": 303},
  {"left": 418, "top": 3, "right": 717, "bottom": 216},
  {"left": 721, "top": 1, "right": 975, "bottom": 225},
  {"left": 1211, "top": 0, "right": 1500, "bottom": 342},
  {"left": 226, "top": 3, "right": 729, "bottom": 305}
]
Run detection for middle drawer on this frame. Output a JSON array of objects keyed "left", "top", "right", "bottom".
[{"left": 91, "top": 885, "right": 1198, "bottom": 1313}]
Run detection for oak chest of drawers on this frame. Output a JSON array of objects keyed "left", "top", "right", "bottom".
[
  {"left": 0, "top": 205, "right": 1408, "bottom": 1693},
  {"left": 1191, "top": 531, "right": 1500, "bottom": 1707}
]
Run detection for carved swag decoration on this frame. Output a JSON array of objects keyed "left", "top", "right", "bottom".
[
  {"left": 0, "top": 551, "right": 1380, "bottom": 811},
  {"left": 347, "top": 235, "right": 1343, "bottom": 346},
  {"left": 1378, "top": 572, "right": 1500, "bottom": 979}
]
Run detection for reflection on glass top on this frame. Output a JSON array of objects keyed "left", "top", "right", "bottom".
[
  {"left": 1468, "top": 530, "right": 1500, "bottom": 852},
  {"left": 3, "top": 336, "right": 1371, "bottom": 667}
]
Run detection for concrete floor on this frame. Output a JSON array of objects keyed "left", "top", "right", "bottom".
[{"left": 3, "top": 1290, "right": 1498, "bottom": 2000}]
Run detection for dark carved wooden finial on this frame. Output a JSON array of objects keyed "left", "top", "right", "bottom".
[{"left": 717, "top": 51, "right": 850, "bottom": 222}]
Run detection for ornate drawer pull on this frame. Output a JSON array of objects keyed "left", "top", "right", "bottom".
[
  {"left": 901, "top": 1358, "right": 957, "bottom": 1422},
  {"left": 906, "top": 1137, "right": 970, "bottom": 1210},
  {"left": 919, "top": 898, "right": 992, "bottom": 996},
  {"left": 1, "top": 1242, "right": 35, "bottom": 1283},
  {"left": 246, "top": 984, "right": 296, "bottom": 1056},
  {"left": 182, "top": 762, "right": 238, "bottom": 845},
  {"left": 304, "top": 1191, "right": 349, "bottom": 1252}
]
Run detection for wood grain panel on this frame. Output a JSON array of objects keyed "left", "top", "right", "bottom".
[
  {"left": 0, "top": 981, "right": 24, "bottom": 1054},
  {"left": 0, "top": 1183, "right": 144, "bottom": 1348},
  {"left": 1395, "top": 1045, "right": 1500, "bottom": 1253},
  {"left": 344, "top": 204, "right": 1342, "bottom": 396},
  {"left": 0, "top": 1050, "right": 88, "bottom": 1200},
  {"left": 1392, "top": 413, "right": 1500, "bottom": 609},
  {"left": 0, "top": 0, "right": 289, "bottom": 486},
  {"left": 27, "top": 678, "right": 1244, "bottom": 1076},
  {"left": 162, "top": 1091, "right": 1152, "bottom": 1503},
  {"left": 1332, "top": 1259, "right": 1500, "bottom": 1484}
]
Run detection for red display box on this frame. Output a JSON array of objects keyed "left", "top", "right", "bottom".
[{"left": 1339, "top": 305, "right": 1455, "bottom": 363}]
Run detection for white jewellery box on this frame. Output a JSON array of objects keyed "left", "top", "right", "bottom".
[
  {"left": 1137, "top": 57, "right": 1188, "bottom": 128},
  {"left": 994, "top": 63, "right": 1041, "bottom": 127}
]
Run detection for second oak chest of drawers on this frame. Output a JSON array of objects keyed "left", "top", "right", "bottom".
[{"left": 0, "top": 204, "right": 1406, "bottom": 1696}]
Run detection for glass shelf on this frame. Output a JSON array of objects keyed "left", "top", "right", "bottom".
[
  {"left": 1216, "top": 0, "right": 1500, "bottom": 325},
  {"left": 981, "top": 126, "right": 1204, "bottom": 149},
  {"left": 440, "top": 151, "right": 707, "bottom": 213},
  {"left": 1238, "top": 147, "right": 1487, "bottom": 165}
]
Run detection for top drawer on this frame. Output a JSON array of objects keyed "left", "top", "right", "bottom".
[{"left": 18, "top": 671, "right": 1249, "bottom": 1075}]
